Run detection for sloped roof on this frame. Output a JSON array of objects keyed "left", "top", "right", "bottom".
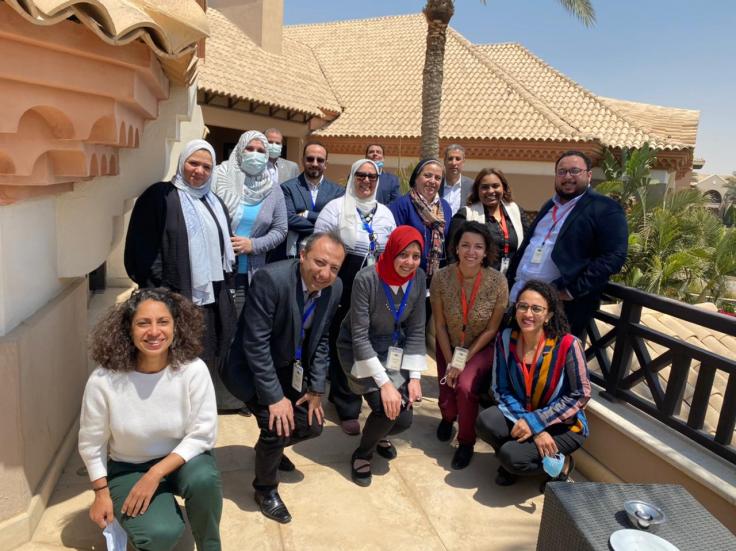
[
  {"left": 6, "top": 0, "right": 208, "bottom": 84},
  {"left": 198, "top": 8, "right": 341, "bottom": 118},
  {"left": 285, "top": 14, "right": 584, "bottom": 141},
  {"left": 477, "top": 43, "right": 693, "bottom": 150},
  {"left": 596, "top": 97, "right": 698, "bottom": 148}
]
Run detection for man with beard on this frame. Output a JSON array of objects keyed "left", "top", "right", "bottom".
[
  {"left": 507, "top": 151, "right": 627, "bottom": 339},
  {"left": 276, "top": 142, "right": 344, "bottom": 259}
]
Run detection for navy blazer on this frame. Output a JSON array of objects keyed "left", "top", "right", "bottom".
[
  {"left": 222, "top": 259, "right": 342, "bottom": 405},
  {"left": 376, "top": 171, "right": 401, "bottom": 205},
  {"left": 282, "top": 174, "right": 344, "bottom": 237},
  {"left": 507, "top": 191, "right": 627, "bottom": 338}
]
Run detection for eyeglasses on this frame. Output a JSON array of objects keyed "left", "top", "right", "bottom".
[
  {"left": 354, "top": 172, "right": 378, "bottom": 182},
  {"left": 305, "top": 156, "right": 326, "bottom": 164},
  {"left": 515, "top": 302, "right": 547, "bottom": 315},
  {"left": 556, "top": 167, "right": 588, "bottom": 177}
]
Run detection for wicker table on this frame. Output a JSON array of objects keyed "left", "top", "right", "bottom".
[{"left": 536, "top": 482, "right": 735, "bottom": 550}]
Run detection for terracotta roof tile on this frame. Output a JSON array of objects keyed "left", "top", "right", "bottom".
[
  {"left": 6, "top": 0, "right": 208, "bottom": 85},
  {"left": 477, "top": 43, "right": 694, "bottom": 150},
  {"left": 285, "top": 15, "right": 582, "bottom": 141},
  {"left": 597, "top": 97, "right": 699, "bottom": 148},
  {"left": 198, "top": 9, "right": 341, "bottom": 118}
]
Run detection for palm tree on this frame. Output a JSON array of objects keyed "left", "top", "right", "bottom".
[{"left": 419, "top": 0, "right": 596, "bottom": 159}]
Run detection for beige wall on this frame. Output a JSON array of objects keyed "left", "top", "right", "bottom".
[{"left": 0, "top": 280, "right": 87, "bottom": 524}]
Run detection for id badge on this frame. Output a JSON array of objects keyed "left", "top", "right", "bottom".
[
  {"left": 500, "top": 257, "right": 510, "bottom": 274},
  {"left": 291, "top": 360, "right": 304, "bottom": 392},
  {"left": 531, "top": 246, "right": 545, "bottom": 264},
  {"left": 386, "top": 346, "right": 404, "bottom": 371},
  {"left": 451, "top": 347, "right": 469, "bottom": 371}
]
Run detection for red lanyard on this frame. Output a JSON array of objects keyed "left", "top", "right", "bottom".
[
  {"left": 514, "top": 332, "right": 546, "bottom": 411},
  {"left": 543, "top": 202, "right": 574, "bottom": 244},
  {"left": 496, "top": 211, "right": 510, "bottom": 256},
  {"left": 456, "top": 267, "right": 482, "bottom": 347}
]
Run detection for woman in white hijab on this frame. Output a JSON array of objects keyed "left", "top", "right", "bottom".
[
  {"left": 214, "top": 130, "right": 287, "bottom": 314},
  {"left": 315, "top": 158, "right": 396, "bottom": 435},
  {"left": 124, "top": 139, "right": 241, "bottom": 411}
]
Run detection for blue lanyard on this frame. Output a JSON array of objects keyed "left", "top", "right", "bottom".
[
  {"left": 295, "top": 300, "right": 317, "bottom": 362},
  {"left": 358, "top": 209, "right": 376, "bottom": 254},
  {"left": 380, "top": 279, "right": 413, "bottom": 346}
]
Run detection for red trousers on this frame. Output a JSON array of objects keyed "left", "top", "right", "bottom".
[{"left": 436, "top": 341, "right": 493, "bottom": 446}]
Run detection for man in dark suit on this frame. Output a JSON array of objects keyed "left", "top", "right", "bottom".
[
  {"left": 224, "top": 231, "right": 346, "bottom": 523},
  {"left": 265, "top": 127, "right": 300, "bottom": 184},
  {"left": 507, "top": 150, "right": 628, "bottom": 338},
  {"left": 274, "top": 142, "right": 344, "bottom": 260},
  {"left": 442, "top": 144, "right": 473, "bottom": 215},
  {"left": 366, "top": 143, "right": 401, "bottom": 205}
]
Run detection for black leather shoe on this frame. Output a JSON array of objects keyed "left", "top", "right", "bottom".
[
  {"left": 436, "top": 419, "right": 453, "bottom": 442},
  {"left": 254, "top": 489, "right": 292, "bottom": 524},
  {"left": 451, "top": 444, "right": 474, "bottom": 470},
  {"left": 278, "top": 454, "right": 295, "bottom": 472}
]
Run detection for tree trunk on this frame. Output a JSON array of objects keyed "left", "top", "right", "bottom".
[{"left": 420, "top": 1, "right": 454, "bottom": 159}]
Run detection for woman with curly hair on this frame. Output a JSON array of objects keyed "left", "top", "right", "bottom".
[
  {"left": 79, "top": 288, "right": 222, "bottom": 551},
  {"left": 476, "top": 280, "right": 591, "bottom": 491}
]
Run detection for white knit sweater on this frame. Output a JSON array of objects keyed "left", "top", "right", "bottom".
[{"left": 78, "top": 358, "right": 217, "bottom": 481}]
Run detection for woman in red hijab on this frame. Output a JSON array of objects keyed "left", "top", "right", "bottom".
[{"left": 337, "top": 226, "right": 428, "bottom": 486}]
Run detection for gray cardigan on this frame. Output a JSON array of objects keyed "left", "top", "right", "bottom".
[
  {"left": 337, "top": 266, "right": 426, "bottom": 395},
  {"left": 237, "top": 185, "right": 287, "bottom": 278}
]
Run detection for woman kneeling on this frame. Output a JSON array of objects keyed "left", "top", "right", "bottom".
[
  {"left": 337, "top": 226, "right": 427, "bottom": 486},
  {"left": 79, "top": 288, "right": 222, "bottom": 551},
  {"left": 476, "top": 280, "right": 591, "bottom": 491}
]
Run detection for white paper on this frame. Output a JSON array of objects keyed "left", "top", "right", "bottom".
[{"left": 103, "top": 519, "right": 128, "bottom": 551}]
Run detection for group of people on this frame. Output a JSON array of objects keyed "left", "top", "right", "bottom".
[{"left": 78, "top": 131, "right": 628, "bottom": 549}]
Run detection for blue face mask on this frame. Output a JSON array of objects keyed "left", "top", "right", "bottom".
[
  {"left": 542, "top": 453, "right": 565, "bottom": 478},
  {"left": 267, "top": 143, "right": 282, "bottom": 159},
  {"left": 240, "top": 151, "right": 268, "bottom": 176},
  {"left": 375, "top": 160, "right": 384, "bottom": 170}
]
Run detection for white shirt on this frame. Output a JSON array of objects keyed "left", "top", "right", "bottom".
[
  {"left": 510, "top": 192, "right": 587, "bottom": 301},
  {"left": 78, "top": 359, "right": 217, "bottom": 481},
  {"left": 443, "top": 177, "right": 463, "bottom": 215},
  {"left": 314, "top": 199, "right": 396, "bottom": 259}
]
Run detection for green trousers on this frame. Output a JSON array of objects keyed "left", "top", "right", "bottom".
[{"left": 108, "top": 452, "right": 222, "bottom": 551}]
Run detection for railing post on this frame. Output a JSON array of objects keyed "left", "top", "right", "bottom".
[{"left": 602, "top": 299, "right": 641, "bottom": 400}]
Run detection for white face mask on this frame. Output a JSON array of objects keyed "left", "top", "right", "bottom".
[
  {"left": 267, "top": 143, "right": 282, "bottom": 159},
  {"left": 240, "top": 151, "right": 268, "bottom": 175}
]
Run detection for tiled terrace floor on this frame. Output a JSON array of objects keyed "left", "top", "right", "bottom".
[{"left": 16, "top": 288, "right": 575, "bottom": 551}]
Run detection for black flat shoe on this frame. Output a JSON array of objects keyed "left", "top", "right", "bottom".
[
  {"left": 238, "top": 406, "right": 252, "bottom": 417},
  {"left": 451, "top": 444, "right": 474, "bottom": 470},
  {"left": 436, "top": 419, "right": 453, "bottom": 442},
  {"left": 495, "top": 466, "right": 518, "bottom": 486},
  {"left": 278, "top": 454, "right": 295, "bottom": 472},
  {"left": 351, "top": 452, "right": 372, "bottom": 487},
  {"left": 376, "top": 440, "right": 397, "bottom": 460},
  {"left": 254, "top": 489, "right": 292, "bottom": 524}
]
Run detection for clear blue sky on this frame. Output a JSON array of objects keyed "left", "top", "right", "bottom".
[{"left": 284, "top": 0, "right": 735, "bottom": 175}]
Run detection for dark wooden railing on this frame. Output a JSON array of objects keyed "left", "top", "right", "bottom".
[{"left": 585, "top": 282, "right": 736, "bottom": 465}]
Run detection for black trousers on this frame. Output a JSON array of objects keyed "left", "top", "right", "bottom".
[
  {"left": 247, "top": 387, "right": 323, "bottom": 491},
  {"left": 355, "top": 383, "right": 413, "bottom": 459},
  {"left": 476, "top": 406, "right": 586, "bottom": 476}
]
